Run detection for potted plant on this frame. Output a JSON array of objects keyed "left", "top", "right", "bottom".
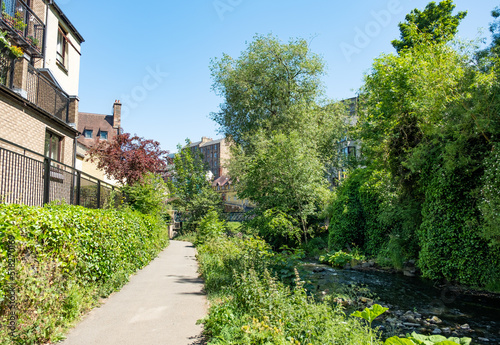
[{"left": 27, "top": 35, "right": 39, "bottom": 47}]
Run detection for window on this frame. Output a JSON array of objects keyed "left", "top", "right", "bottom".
[
  {"left": 83, "top": 129, "right": 92, "bottom": 138},
  {"left": 100, "top": 131, "right": 108, "bottom": 140},
  {"left": 57, "top": 27, "right": 68, "bottom": 68},
  {"left": 44, "top": 131, "right": 62, "bottom": 162}
]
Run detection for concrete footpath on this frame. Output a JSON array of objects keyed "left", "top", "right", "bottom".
[{"left": 60, "top": 240, "right": 207, "bottom": 345}]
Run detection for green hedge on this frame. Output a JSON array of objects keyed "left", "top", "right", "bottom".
[{"left": 0, "top": 204, "right": 169, "bottom": 344}]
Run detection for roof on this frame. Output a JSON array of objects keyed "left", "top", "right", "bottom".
[
  {"left": 78, "top": 112, "right": 117, "bottom": 147},
  {"left": 200, "top": 138, "right": 224, "bottom": 148},
  {"left": 50, "top": 1, "right": 85, "bottom": 43},
  {"left": 212, "top": 175, "right": 231, "bottom": 187}
]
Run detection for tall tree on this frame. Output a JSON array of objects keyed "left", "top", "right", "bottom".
[
  {"left": 167, "top": 140, "right": 222, "bottom": 230},
  {"left": 210, "top": 33, "right": 346, "bottom": 160},
  {"left": 87, "top": 132, "right": 169, "bottom": 185},
  {"left": 391, "top": 0, "right": 466, "bottom": 53},
  {"left": 230, "top": 131, "right": 331, "bottom": 244}
]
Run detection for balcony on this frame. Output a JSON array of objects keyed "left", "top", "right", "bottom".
[
  {"left": 0, "top": 55, "right": 70, "bottom": 123},
  {"left": 0, "top": 0, "right": 44, "bottom": 56}
]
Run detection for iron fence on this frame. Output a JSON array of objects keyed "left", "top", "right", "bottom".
[{"left": 0, "top": 138, "right": 121, "bottom": 209}]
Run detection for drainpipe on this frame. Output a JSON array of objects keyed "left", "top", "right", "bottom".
[
  {"left": 42, "top": 0, "right": 53, "bottom": 68},
  {"left": 73, "top": 134, "right": 79, "bottom": 169}
]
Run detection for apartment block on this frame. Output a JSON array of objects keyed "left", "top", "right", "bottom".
[
  {"left": 0, "top": 0, "right": 84, "bottom": 165},
  {"left": 187, "top": 136, "right": 230, "bottom": 180}
]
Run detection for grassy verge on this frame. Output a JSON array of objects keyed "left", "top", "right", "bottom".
[
  {"left": 196, "top": 235, "right": 378, "bottom": 344},
  {"left": 0, "top": 203, "right": 169, "bottom": 344}
]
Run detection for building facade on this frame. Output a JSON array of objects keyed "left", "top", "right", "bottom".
[
  {"left": 0, "top": 0, "right": 84, "bottom": 166},
  {"left": 187, "top": 136, "right": 230, "bottom": 180},
  {"left": 76, "top": 100, "right": 121, "bottom": 185}
]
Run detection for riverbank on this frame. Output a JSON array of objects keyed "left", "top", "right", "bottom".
[{"left": 302, "top": 261, "right": 500, "bottom": 344}]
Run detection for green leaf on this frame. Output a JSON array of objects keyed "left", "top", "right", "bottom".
[
  {"left": 351, "top": 303, "right": 388, "bottom": 323},
  {"left": 384, "top": 336, "right": 416, "bottom": 345}
]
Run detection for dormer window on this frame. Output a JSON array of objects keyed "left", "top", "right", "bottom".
[
  {"left": 83, "top": 129, "right": 92, "bottom": 138},
  {"left": 99, "top": 131, "right": 108, "bottom": 140}
]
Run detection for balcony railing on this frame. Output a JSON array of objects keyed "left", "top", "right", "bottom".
[
  {"left": 25, "top": 63, "right": 70, "bottom": 122},
  {"left": 0, "top": 54, "right": 70, "bottom": 123},
  {"left": 0, "top": 0, "right": 44, "bottom": 55}
]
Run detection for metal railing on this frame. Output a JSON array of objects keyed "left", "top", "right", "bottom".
[
  {"left": 0, "top": 0, "right": 44, "bottom": 53},
  {"left": 0, "top": 138, "right": 121, "bottom": 209},
  {"left": 25, "top": 63, "right": 70, "bottom": 122}
]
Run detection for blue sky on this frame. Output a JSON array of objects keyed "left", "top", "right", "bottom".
[{"left": 57, "top": 0, "right": 499, "bottom": 152}]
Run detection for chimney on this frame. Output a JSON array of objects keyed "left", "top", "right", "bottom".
[
  {"left": 113, "top": 100, "right": 121, "bottom": 134},
  {"left": 201, "top": 136, "right": 212, "bottom": 144}
]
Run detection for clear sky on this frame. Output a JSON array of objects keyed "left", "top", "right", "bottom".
[{"left": 57, "top": 0, "right": 498, "bottom": 153}]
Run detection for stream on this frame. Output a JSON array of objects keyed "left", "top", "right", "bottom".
[{"left": 301, "top": 262, "right": 500, "bottom": 344}]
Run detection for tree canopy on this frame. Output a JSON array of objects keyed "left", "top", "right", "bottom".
[
  {"left": 391, "top": 0, "right": 466, "bottom": 53},
  {"left": 167, "top": 140, "right": 223, "bottom": 230},
  {"left": 210, "top": 33, "right": 345, "bottom": 157},
  {"left": 87, "top": 132, "right": 169, "bottom": 185}
]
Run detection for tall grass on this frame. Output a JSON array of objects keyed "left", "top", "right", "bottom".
[{"left": 197, "top": 236, "right": 379, "bottom": 344}]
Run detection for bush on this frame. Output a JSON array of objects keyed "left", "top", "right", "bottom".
[
  {"left": 122, "top": 172, "right": 168, "bottom": 215},
  {"left": 0, "top": 203, "right": 169, "bottom": 344},
  {"left": 320, "top": 250, "right": 364, "bottom": 268},
  {"left": 418, "top": 165, "right": 500, "bottom": 286},
  {"left": 197, "top": 236, "right": 377, "bottom": 344},
  {"left": 195, "top": 209, "right": 226, "bottom": 246}
]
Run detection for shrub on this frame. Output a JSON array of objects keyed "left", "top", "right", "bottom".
[
  {"left": 195, "top": 209, "right": 226, "bottom": 246},
  {"left": 320, "top": 250, "right": 364, "bottom": 268},
  {"left": 0, "top": 203, "right": 169, "bottom": 344},
  {"left": 197, "top": 236, "right": 376, "bottom": 344},
  {"left": 122, "top": 172, "right": 168, "bottom": 215}
]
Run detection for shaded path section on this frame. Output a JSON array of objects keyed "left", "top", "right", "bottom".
[{"left": 60, "top": 241, "right": 207, "bottom": 345}]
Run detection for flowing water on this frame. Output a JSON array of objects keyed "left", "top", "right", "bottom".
[{"left": 301, "top": 262, "right": 500, "bottom": 344}]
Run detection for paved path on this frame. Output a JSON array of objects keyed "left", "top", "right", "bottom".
[{"left": 60, "top": 241, "right": 207, "bottom": 345}]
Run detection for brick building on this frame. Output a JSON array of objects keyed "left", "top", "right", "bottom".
[
  {"left": 75, "top": 100, "right": 121, "bottom": 184},
  {"left": 0, "top": 0, "right": 84, "bottom": 166},
  {"left": 187, "top": 136, "right": 230, "bottom": 180}
]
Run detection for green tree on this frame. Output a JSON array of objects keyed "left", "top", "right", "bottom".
[
  {"left": 391, "top": 0, "right": 466, "bottom": 53},
  {"left": 231, "top": 131, "right": 331, "bottom": 245},
  {"left": 167, "top": 140, "right": 223, "bottom": 231},
  {"left": 354, "top": 36, "right": 500, "bottom": 286},
  {"left": 210, "top": 33, "right": 346, "bottom": 165},
  {"left": 122, "top": 172, "right": 169, "bottom": 215}
]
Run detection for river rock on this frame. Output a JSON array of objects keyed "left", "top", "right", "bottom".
[
  {"left": 461, "top": 323, "right": 471, "bottom": 330},
  {"left": 403, "top": 269, "right": 416, "bottom": 277},
  {"left": 403, "top": 322, "right": 421, "bottom": 328},
  {"left": 442, "top": 327, "right": 451, "bottom": 334},
  {"left": 432, "top": 328, "right": 442, "bottom": 335},
  {"left": 430, "top": 316, "right": 442, "bottom": 324},
  {"left": 359, "top": 297, "right": 374, "bottom": 305},
  {"left": 478, "top": 337, "right": 490, "bottom": 342}
]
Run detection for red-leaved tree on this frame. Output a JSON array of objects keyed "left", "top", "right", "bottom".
[{"left": 87, "top": 132, "right": 170, "bottom": 185}]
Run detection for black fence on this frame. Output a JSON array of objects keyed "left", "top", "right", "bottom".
[
  {"left": 25, "top": 63, "right": 70, "bottom": 122},
  {"left": 0, "top": 138, "right": 120, "bottom": 209}
]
